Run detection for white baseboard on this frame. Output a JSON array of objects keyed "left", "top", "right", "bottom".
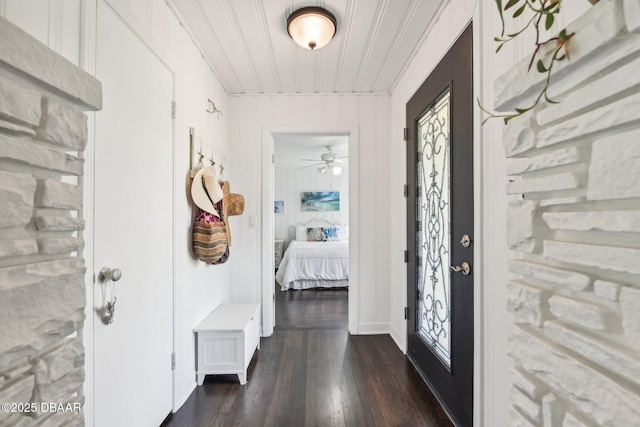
[{"left": 356, "top": 322, "right": 390, "bottom": 335}]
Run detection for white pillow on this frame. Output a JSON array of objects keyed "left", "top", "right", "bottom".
[
  {"left": 295, "top": 226, "right": 308, "bottom": 241},
  {"left": 337, "top": 225, "right": 349, "bottom": 241}
]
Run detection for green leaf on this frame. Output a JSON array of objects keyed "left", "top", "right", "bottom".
[
  {"left": 513, "top": 4, "right": 526, "bottom": 17},
  {"left": 496, "top": 43, "right": 505, "bottom": 53},
  {"left": 545, "top": 13, "right": 554, "bottom": 30},
  {"left": 504, "top": 0, "right": 520, "bottom": 10},
  {"left": 559, "top": 29, "right": 567, "bottom": 40},
  {"left": 495, "top": 0, "right": 506, "bottom": 36},
  {"left": 536, "top": 59, "right": 548, "bottom": 73}
]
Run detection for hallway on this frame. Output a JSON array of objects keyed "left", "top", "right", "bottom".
[{"left": 162, "top": 288, "right": 453, "bottom": 426}]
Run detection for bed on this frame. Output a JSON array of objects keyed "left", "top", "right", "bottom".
[{"left": 275, "top": 220, "right": 349, "bottom": 291}]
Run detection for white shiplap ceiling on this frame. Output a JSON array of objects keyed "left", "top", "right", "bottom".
[{"left": 169, "top": 0, "right": 447, "bottom": 95}]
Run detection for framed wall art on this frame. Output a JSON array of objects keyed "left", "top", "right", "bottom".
[{"left": 301, "top": 192, "right": 340, "bottom": 212}]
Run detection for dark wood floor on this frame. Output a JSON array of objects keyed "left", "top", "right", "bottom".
[{"left": 162, "top": 287, "right": 453, "bottom": 427}]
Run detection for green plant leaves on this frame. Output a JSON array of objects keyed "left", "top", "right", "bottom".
[
  {"left": 496, "top": 0, "right": 506, "bottom": 36},
  {"left": 479, "top": 0, "right": 578, "bottom": 126},
  {"left": 504, "top": 0, "right": 520, "bottom": 10},
  {"left": 536, "top": 59, "right": 548, "bottom": 73},
  {"left": 545, "top": 12, "right": 555, "bottom": 30}
]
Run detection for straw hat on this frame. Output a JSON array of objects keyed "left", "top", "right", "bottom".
[
  {"left": 191, "top": 166, "right": 223, "bottom": 216},
  {"left": 220, "top": 181, "right": 245, "bottom": 246},
  {"left": 222, "top": 181, "right": 245, "bottom": 216}
]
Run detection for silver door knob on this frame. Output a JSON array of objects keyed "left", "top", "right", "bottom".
[
  {"left": 99, "top": 267, "right": 122, "bottom": 283},
  {"left": 450, "top": 262, "right": 471, "bottom": 276}
]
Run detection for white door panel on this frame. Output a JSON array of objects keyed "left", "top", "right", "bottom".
[{"left": 94, "top": 2, "right": 173, "bottom": 426}]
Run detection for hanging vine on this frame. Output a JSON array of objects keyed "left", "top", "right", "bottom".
[{"left": 480, "top": 0, "right": 577, "bottom": 124}]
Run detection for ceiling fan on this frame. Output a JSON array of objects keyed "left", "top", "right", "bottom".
[{"left": 299, "top": 146, "right": 347, "bottom": 175}]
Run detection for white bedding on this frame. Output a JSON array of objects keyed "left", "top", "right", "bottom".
[{"left": 275, "top": 240, "right": 349, "bottom": 291}]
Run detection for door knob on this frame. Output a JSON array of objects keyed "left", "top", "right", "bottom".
[
  {"left": 99, "top": 267, "right": 122, "bottom": 283},
  {"left": 450, "top": 262, "right": 471, "bottom": 276}
]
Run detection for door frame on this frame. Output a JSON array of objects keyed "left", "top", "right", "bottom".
[
  {"left": 261, "top": 124, "right": 359, "bottom": 336},
  {"left": 82, "top": 0, "right": 180, "bottom": 424}
]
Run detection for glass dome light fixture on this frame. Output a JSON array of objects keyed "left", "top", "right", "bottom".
[
  {"left": 287, "top": 6, "right": 337, "bottom": 50},
  {"left": 332, "top": 166, "right": 342, "bottom": 176}
]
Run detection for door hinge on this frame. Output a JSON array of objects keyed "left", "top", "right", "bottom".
[
  {"left": 404, "top": 250, "right": 409, "bottom": 263},
  {"left": 416, "top": 290, "right": 421, "bottom": 301},
  {"left": 272, "top": 153, "right": 275, "bottom": 164},
  {"left": 404, "top": 307, "right": 409, "bottom": 319},
  {"left": 417, "top": 220, "right": 422, "bottom": 232},
  {"left": 417, "top": 186, "right": 422, "bottom": 198},
  {"left": 171, "top": 352, "right": 176, "bottom": 370},
  {"left": 171, "top": 101, "right": 177, "bottom": 119},
  {"left": 403, "top": 184, "right": 408, "bottom": 197},
  {"left": 403, "top": 128, "right": 408, "bottom": 141}
]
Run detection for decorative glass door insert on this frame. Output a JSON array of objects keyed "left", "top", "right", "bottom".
[{"left": 416, "top": 87, "right": 451, "bottom": 369}]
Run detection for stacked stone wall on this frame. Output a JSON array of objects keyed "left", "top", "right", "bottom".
[
  {"left": 497, "top": 0, "right": 640, "bottom": 425},
  {"left": 0, "top": 17, "right": 101, "bottom": 427}
]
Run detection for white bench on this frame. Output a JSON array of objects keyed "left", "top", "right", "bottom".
[{"left": 194, "top": 303, "right": 260, "bottom": 385}]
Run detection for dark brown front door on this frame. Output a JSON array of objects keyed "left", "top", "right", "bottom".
[{"left": 406, "top": 24, "right": 474, "bottom": 427}]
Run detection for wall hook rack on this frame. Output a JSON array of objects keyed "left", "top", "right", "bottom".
[{"left": 207, "top": 99, "right": 222, "bottom": 119}]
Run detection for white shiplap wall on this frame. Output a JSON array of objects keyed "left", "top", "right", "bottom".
[
  {"left": 274, "top": 164, "right": 349, "bottom": 249},
  {"left": 230, "top": 94, "right": 390, "bottom": 334}
]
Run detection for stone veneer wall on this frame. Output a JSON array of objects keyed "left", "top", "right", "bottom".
[
  {"left": 496, "top": 0, "right": 640, "bottom": 425},
  {"left": 0, "top": 16, "right": 101, "bottom": 427}
]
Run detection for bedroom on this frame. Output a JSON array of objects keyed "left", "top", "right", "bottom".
[{"left": 273, "top": 135, "right": 349, "bottom": 295}]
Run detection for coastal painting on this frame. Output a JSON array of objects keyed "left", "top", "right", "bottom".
[
  {"left": 301, "top": 192, "right": 340, "bottom": 212},
  {"left": 274, "top": 200, "right": 285, "bottom": 214}
]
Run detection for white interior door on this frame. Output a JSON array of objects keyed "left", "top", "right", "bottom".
[{"left": 93, "top": 2, "right": 174, "bottom": 426}]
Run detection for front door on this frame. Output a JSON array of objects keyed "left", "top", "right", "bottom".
[
  {"left": 406, "top": 24, "right": 473, "bottom": 426},
  {"left": 93, "top": 2, "right": 174, "bottom": 426}
]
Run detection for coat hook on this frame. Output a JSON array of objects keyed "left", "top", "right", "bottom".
[
  {"left": 207, "top": 99, "right": 222, "bottom": 119},
  {"left": 197, "top": 151, "right": 205, "bottom": 164}
]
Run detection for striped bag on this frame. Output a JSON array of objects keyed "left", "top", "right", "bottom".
[{"left": 193, "top": 220, "right": 228, "bottom": 264}]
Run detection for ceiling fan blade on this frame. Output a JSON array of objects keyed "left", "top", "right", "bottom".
[
  {"left": 301, "top": 158, "right": 321, "bottom": 162},
  {"left": 297, "top": 162, "right": 324, "bottom": 169}
]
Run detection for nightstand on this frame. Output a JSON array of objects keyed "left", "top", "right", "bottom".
[{"left": 274, "top": 240, "right": 284, "bottom": 269}]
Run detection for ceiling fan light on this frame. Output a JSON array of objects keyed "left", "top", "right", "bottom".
[
  {"left": 287, "top": 7, "right": 337, "bottom": 50},
  {"left": 318, "top": 166, "right": 328, "bottom": 175},
  {"left": 332, "top": 166, "right": 342, "bottom": 176}
]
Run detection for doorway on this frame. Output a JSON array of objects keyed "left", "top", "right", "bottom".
[
  {"left": 261, "top": 125, "right": 359, "bottom": 337},
  {"left": 406, "top": 24, "right": 474, "bottom": 426}
]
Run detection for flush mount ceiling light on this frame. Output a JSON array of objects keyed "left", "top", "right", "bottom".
[{"left": 287, "top": 7, "right": 337, "bottom": 50}]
